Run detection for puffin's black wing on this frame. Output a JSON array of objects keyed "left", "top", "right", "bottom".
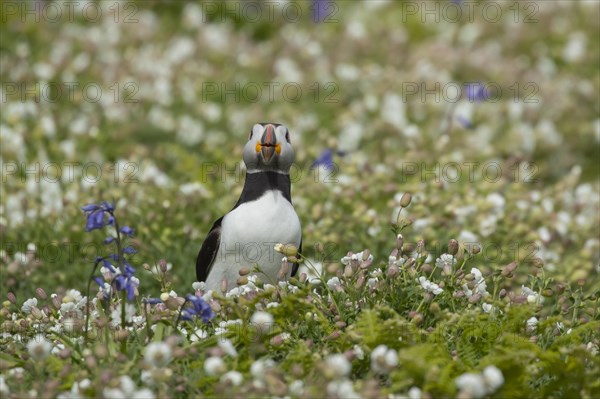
[
  {"left": 196, "top": 216, "right": 224, "bottom": 282},
  {"left": 291, "top": 238, "right": 302, "bottom": 276}
]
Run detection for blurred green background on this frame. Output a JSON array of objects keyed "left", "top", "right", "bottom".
[{"left": 1, "top": 0, "right": 599, "bottom": 301}]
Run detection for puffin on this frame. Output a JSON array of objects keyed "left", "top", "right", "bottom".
[{"left": 196, "top": 123, "right": 302, "bottom": 291}]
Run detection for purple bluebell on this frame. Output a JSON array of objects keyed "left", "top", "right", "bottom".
[
  {"left": 183, "top": 294, "right": 215, "bottom": 323},
  {"left": 120, "top": 226, "right": 134, "bottom": 237},
  {"left": 312, "top": 0, "right": 330, "bottom": 23},
  {"left": 311, "top": 149, "right": 334, "bottom": 170},
  {"left": 464, "top": 82, "right": 488, "bottom": 102}
]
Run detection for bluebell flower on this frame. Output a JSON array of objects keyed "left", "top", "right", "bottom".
[
  {"left": 102, "top": 259, "right": 116, "bottom": 273},
  {"left": 115, "top": 275, "right": 137, "bottom": 301},
  {"left": 457, "top": 115, "right": 473, "bottom": 129},
  {"left": 124, "top": 263, "right": 136, "bottom": 276},
  {"left": 143, "top": 298, "right": 163, "bottom": 305},
  {"left": 82, "top": 202, "right": 115, "bottom": 231},
  {"left": 120, "top": 226, "right": 134, "bottom": 237},
  {"left": 93, "top": 277, "right": 105, "bottom": 287},
  {"left": 103, "top": 236, "right": 115, "bottom": 245},
  {"left": 312, "top": 0, "right": 330, "bottom": 23},
  {"left": 464, "top": 82, "right": 488, "bottom": 102},
  {"left": 311, "top": 149, "right": 334, "bottom": 170},
  {"left": 123, "top": 246, "right": 137, "bottom": 255},
  {"left": 183, "top": 294, "right": 215, "bottom": 323}
]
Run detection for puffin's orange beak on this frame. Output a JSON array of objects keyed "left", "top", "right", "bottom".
[{"left": 255, "top": 124, "right": 281, "bottom": 163}]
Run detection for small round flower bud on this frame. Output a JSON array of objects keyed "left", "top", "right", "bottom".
[
  {"left": 422, "top": 263, "right": 433, "bottom": 274},
  {"left": 164, "top": 296, "right": 181, "bottom": 310},
  {"left": 237, "top": 276, "right": 248, "bottom": 286},
  {"left": 114, "top": 329, "right": 129, "bottom": 342},
  {"left": 499, "top": 289, "right": 507, "bottom": 298},
  {"left": 399, "top": 192, "right": 412, "bottom": 207},
  {"left": 471, "top": 245, "right": 481, "bottom": 255},
  {"left": 386, "top": 264, "right": 399, "bottom": 278},
  {"left": 299, "top": 273, "right": 307, "bottom": 283},
  {"left": 355, "top": 274, "right": 365, "bottom": 289},
  {"left": 542, "top": 288, "right": 554, "bottom": 297},
  {"left": 7, "top": 292, "right": 16, "bottom": 304},
  {"left": 501, "top": 261, "right": 517, "bottom": 277},
  {"left": 31, "top": 307, "right": 43, "bottom": 320},
  {"left": 344, "top": 265, "right": 353, "bottom": 278},
  {"left": 143, "top": 263, "right": 151, "bottom": 270},
  {"left": 531, "top": 257, "right": 544, "bottom": 268},
  {"left": 411, "top": 312, "right": 424, "bottom": 325},
  {"left": 159, "top": 292, "right": 170, "bottom": 302},
  {"left": 270, "top": 334, "right": 285, "bottom": 347},
  {"left": 464, "top": 273, "right": 475, "bottom": 281},
  {"left": 159, "top": 259, "right": 168, "bottom": 273},
  {"left": 35, "top": 288, "right": 47, "bottom": 300},
  {"left": 274, "top": 243, "right": 298, "bottom": 257},
  {"left": 51, "top": 296, "right": 61, "bottom": 309},
  {"left": 448, "top": 239, "right": 459, "bottom": 256},
  {"left": 416, "top": 240, "right": 425, "bottom": 254},
  {"left": 220, "top": 279, "right": 228, "bottom": 294},
  {"left": 396, "top": 234, "right": 404, "bottom": 250},
  {"left": 238, "top": 267, "right": 251, "bottom": 276}
]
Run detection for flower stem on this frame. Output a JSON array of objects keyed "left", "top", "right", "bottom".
[{"left": 85, "top": 257, "right": 105, "bottom": 344}]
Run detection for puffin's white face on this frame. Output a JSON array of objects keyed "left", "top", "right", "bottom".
[{"left": 243, "top": 123, "right": 295, "bottom": 173}]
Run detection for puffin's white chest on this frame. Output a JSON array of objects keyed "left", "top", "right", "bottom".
[{"left": 206, "top": 190, "right": 301, "bottom": 290}]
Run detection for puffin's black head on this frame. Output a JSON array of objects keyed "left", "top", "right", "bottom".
[{"left": 243, "top": 123, "right": 294, "bottom": 173}]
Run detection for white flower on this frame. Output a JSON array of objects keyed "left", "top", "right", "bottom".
[
  {"left": 367, "top": 277, "right": 378, "bottom": 288},
  {"left": 220, "top": 370, "right": 243, "bottom": 386},
  {"left": 326, "top": 354, "right": 351, "bottom": 378},
  {"left": 327, "top": 379, "right": 360, "bottom": 399},
  {"left": 144, "top": 342, "right": 172, "bottom": 368},
  {"left": 0, "top": 375, "right": 9, "bottom": 395},
  {"left": 204, "top": 357, "right": 226, "bottom": 376},
  {"left": 58, "top": 378, "right": 91, "bottom": 399},
  {"left": 341, "top": 250, "right": 374, "bottom": 266},
  {"left": 456, "top": 373, "right": 486, "bottom": 398},
  {"left": 408, "top": 386, "right": 422, "bottom": 399},
  {"left": 21, "top": 298, "right": 37, "bottom": 313},
  {"left": 298, "top": 260, "right": 323, "bottom": 285},
  {"left": 111, "top": 304, "right": 136, "bottom": 326},
  {"left": 289, "top": 380, "right": 304, "bottom": 396},
  {"left": 250, "top": 358, "right": 275, "bottom": 380},
  {"left": 65, "top": 289, "right": 83, "bottom": 304},
  {"left": 131, "top": 388, "right": 155, "bottom": 399},
  {"left": 482, "top": 365, "right": 504, "bottom": 392},
  {"left": 190, "top": 328, "right": 207, "bottom": 342},
  {"left": 327, "top": 277, "right": 342, "bottom": 289},
  {"left": 486, "top": 193, "right": 506, "bottom": 210},
  {"left": 250, "top": 311, "right": 274, "bottom": 333},
  {"left": 218, "top": 339, "right": 238, "bottom": 358},
  {"left": 435, "top": 254, "right": 456, "bottom": 269},
  {"left": 586, "top": 342, "right": 599, "bottom": 356},
  {"left": 27, "top": 334, "right": 53, "bottom": 360},
  {"left": 482, "top": 303, "right": 493, "bottom": 313},
  {"left": 521, "top": 285, "right": 545, "bottom": 304},
  {"left": 417, "top": 276, "right": 443, "bottom": 295},
  {"left": 370, "top": 345, "right": 399, "bottom": 374},
  {"left": 192, "top": 281, "right": 206, "bottom": 291},
  {"left": 526, "top": 317, "right": 539, "bottom": 332},
  {"left": 353, "top": 345, "right": 365, "bottom": 360}
]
